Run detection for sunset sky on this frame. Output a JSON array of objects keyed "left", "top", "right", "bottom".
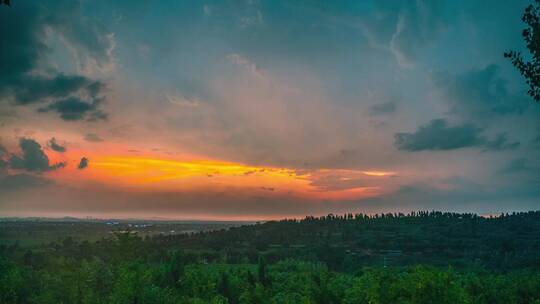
[{"left": 1, "top": 0, "right": 539, "bottom": 220}]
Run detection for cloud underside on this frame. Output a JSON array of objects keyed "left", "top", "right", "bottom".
[
  {"left": 8, "top": 138, "right": 65, "bottom": 172},
  {"left": 0, "top": 138, "right": 64, "bottom": 192},
  {"left": 395, "top": 119, "right": 519, "bottom": 152},
  {"left": 0, "top": 1, "right": 111, "bottom": 121}
]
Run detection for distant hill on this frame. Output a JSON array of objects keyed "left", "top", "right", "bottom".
[{"left": 154, "top": 211, "right": 540, "bottom": 270}]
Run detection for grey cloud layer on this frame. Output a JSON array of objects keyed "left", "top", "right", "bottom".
[
  {"left": 394, "top": 119, "right": 519, "bottom": 152},
  {"left": 84, "top": 133, "right": 104, "bottom": 142},
  {"left": 0, "top": 174, "right": 50, "bottom": 190},
  {"left": 2, "top": 173, "right": 539, "bottom": 218}
]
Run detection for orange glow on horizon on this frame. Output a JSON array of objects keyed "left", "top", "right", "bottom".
[
  {"left": 49, "top": 153, "right": 393, "bottom": 201},
  {"left": 362, "top": 171, "right": 396, "bottom": 177}
]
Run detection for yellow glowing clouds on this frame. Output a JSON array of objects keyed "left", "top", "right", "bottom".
[
  {"left": 64, "top": 155, "right": 393, "bottom": 200},
  {"left": 362, "top": 171, "right": 396, "bottom": 177}
]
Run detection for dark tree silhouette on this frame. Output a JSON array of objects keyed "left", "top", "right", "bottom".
[{"left": 505, "top": 0, "right": 540, "bottom": 102}]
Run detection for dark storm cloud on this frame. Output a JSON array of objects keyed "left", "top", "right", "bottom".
[
  {"left": 84, "top": 133, "right": 103, "bottom": 142},
  {"left": 8, "top": 138, "right": 65, "bottom": 172},
  {"left": 394, "top": 119, "right": 520, "bottom": 152},
  {"left": 369, "top": 101, "right": 396, "bottom": 116},
  {"left": 0, "top": 140, "right": 55, "bottom": 192},
  {"left": 394, "top": 119, "right": 485, "bottom": 151},
  {"left": 39, "top": 97, "right": 107, "bottom": 121},
  {"left": 47, "top": 137, "right": 66, "bottom": 153},
  {"left": 78, "top": 157, "right": 89, "bottom": 170},
  {"left": 0, "top": 1, "right": 111, "bottom": 121},
  {"left": 10, "top": 74, "right": 93, "bottom": 104},
  {"left": 433, "top": 65, "right": 529, "bottom": 121}
]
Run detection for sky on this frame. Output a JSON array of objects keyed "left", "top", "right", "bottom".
[{"left": 1, "top": 0, "right": 539, "bottom": 220}]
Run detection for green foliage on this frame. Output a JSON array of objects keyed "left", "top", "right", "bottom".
[
  {"left": 5, "top": 248, "right": 540, "bottom": 303},
  {"left": 3, "top": 212, "right": 540, "bottom": 303},
  {"left": 505, "top": 0, "right": 540, "bottom": 102},
  {"left": 257, "top": 256, "right": 270, "bottom": 287}
]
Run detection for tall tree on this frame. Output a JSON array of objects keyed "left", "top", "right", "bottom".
[{"left": 505, "top": 0, "right": 540, "bottom": 102}]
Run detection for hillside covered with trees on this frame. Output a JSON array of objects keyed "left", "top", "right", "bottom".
[{"left": 3, "top": 211, "right": 540, "bottom": 303}]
